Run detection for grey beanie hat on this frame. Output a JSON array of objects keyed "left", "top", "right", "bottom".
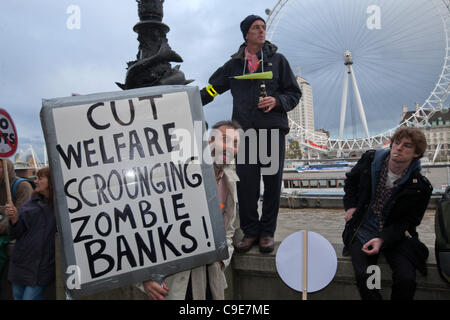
[{"left": 240, "top": 15, "right": 265, "bottom": 41}]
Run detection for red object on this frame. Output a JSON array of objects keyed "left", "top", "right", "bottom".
[
  {"left": 0, "top": 109, "right": 18, "bottom": 158},
  {"left": 305, "top": 140, "right": 327, "bottom": 150}
]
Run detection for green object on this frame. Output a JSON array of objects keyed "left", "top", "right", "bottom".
[{"left": 232, "top": 71, "right": 273, "bottom": 80}]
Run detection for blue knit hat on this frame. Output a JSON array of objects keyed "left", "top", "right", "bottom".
[{"left": 240, "top": 15, "right": 266, "bottom": 41}]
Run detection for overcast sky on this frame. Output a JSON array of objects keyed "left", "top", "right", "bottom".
[
  {"left": 0, "top": 0, "right": 277, "bottom": 162},
  {"left": 0, "top": 0, "right": 447, "bottom": 162}
]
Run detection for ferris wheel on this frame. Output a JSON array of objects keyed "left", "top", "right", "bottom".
[{"left": 266, "top": 0, "right": 450, "bottom": 155}]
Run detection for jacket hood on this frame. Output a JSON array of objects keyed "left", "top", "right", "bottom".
[{"left": 231, "top": 41, "right": 278, "bottom": 60}]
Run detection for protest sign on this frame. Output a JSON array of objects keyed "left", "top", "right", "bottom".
[
  {"left": 0, "top": 108, "right": 18, "bottom": 158},
  {"left": 276, "top": 230, "right": 337, "bottom": 300},
  {"left": 41, "top": 86, "right": 227, "bottom": 298},
  {"left": 0, "top": 108, "right": 18, "bottom": 203}
]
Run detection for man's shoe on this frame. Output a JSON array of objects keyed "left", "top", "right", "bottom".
[
  {"left": 259, "top": 236, "right": 274, "bottom": 253},
  {"left": 234, "top": 236, "right": 259, "bottom": 253}
]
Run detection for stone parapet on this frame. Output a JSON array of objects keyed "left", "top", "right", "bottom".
[{"left": 230, "top": 242, "right": 450, "bottom": 300}]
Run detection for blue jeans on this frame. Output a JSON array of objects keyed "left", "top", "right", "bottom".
[{"left": 12, "top": 283, "right": 45, "bottom": 300}]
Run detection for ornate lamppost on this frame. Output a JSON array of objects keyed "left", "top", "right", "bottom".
[{"left": 116, "top": 0, "right": 192, "bottom": 89}]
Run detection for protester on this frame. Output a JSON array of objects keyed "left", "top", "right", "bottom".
[
  {"left": 200, "top": 15, "right": 301, "bottom": 253},
  {"left": 342, "top": 127, "right": 432, "bottom": 300},
  {"left": 5, "top": 167, "right": 56, "bottom": 300},
  {"left": 0, "top": 159, "right": 34, "bottom": 299},
  {"left": 0, "top": 159, "right": 34, "bottom": 234},
  {"left": 139, "top": 120, "right": 241, "bottom": 300}
]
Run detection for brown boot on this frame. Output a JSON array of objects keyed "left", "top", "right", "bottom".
[
  {"left": 259, "top": 236, "right": 274, "bottom": 253},
  {"left": 234, "top": 236, "right": 259, "bottom": 253}
]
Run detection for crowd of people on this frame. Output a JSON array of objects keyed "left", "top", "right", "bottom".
[
  {"left": 0, "top": 13, "right": 434, "bottom": 301},
  {"left": 0, "top": 163, "right": 56, "bottom": 300}
]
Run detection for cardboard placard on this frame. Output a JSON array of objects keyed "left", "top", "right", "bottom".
[
  {"left": 0, "top": 108, "right": 18, "bottom": 158},
  {"left": 41, "top": 86, "right": 227, "bottom": 298}
]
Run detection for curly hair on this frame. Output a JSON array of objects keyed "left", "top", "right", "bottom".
[{"left": 390, "top": 126, "right": 427, "bottom": 159}]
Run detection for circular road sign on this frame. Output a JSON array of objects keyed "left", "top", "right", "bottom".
[{"left": 0, "top": 109, "right": 18, "bottom": 158}]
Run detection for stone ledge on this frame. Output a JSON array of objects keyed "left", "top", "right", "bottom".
[
  {"left": 230, "top": 242, "right": 450, "bottom": 300},
  {"left": 47, "top": 234, "right": 450, "bottom": 300},
  {"left": 280, "top": 196, "right": 440, "bottom": 210}
]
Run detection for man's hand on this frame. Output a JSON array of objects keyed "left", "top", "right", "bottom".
[
  {"left": 344, "top": 208, "right": 357, "bottom": 222},
  {"left": 4, "top": 203, "right": 18, "bottom": 225},
  {"left": 258, "top": 96, "right": 278, "bottom": 113},
  {"left": 362, "top": 238, "right": 384, "bottom": 256},
  {"left": 143, "top": 280, "right": 169, "bottom": 300}
]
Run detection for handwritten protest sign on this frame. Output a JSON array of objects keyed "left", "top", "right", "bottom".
[
  {"left": 0, "top": 108, "right": 18, "bottom": 158},
  {"left": 41, "top": 86, "right": 227, "bottom": 298}
]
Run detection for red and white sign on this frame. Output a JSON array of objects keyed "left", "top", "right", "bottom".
[{"left": 0, "top": 109, "right": 18, "bottom": 158}]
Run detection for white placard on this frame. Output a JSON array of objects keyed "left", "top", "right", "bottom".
[
  {"left": 276, "top": 230, "right": 337, "bottom": 293},
  {"left": 52, "top": 91, "right": 215, "bottom": 285}
]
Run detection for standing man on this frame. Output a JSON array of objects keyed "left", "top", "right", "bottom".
[
  {"left": 342, "top": 127, "right": 432, "bottom": 300},
  {"left": 200, "top": 15, "right": 302, "bottom": 253}
]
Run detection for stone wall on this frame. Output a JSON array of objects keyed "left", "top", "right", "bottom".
[
  {"left": 230, "top": 242, "right": 450, "bottom": 300},
  {"left": 52, "top": 239, "right": 450, "bottom": 300}
]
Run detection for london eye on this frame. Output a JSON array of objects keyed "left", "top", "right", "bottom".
[{"left": 266, "top": 0, "right": 450, "bottom": 155}]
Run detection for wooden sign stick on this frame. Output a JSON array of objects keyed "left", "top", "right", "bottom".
[
  {"left": 3, "top": 159, "right": 12, "bottom": 204},
  {"left": 302, "top": 230, "right": 308, "bottom": 300}
]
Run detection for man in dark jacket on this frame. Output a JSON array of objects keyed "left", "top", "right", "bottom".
[
  {"left": 342, "top": 127, "right": 432, "bottom": 300},
  {"left": 200, "top": 15, "right": 301, "bottom": 253}
]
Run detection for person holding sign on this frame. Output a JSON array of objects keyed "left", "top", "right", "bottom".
[
  {"left": 342, "top": 127, "right": 432, "bottom": 300},
  {"left": 0, "top": 159, "right": 34, "bottom": 234},
  {"left": 140, "top": 120, "right": 241, "bottom": 300},
  {"left": 5, "top": 167, "right": 56, "bottom": 300},
  {"left": 200, "top": 15, "right": 301, "bottom": 253},
  {"left": 0, "top": 159, "right": 34, "bottom": 299}
]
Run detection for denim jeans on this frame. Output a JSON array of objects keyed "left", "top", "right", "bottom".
[{"left": 12, "top": 283, "right": 45, "bottom": 300}]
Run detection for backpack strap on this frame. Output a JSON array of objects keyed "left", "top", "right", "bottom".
[{"left": 11, "top": 178, "right": 26, "bottom": 202}]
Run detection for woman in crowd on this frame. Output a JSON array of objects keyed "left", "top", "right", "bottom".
[{"left": 5, "top": 167, "right": 56, "bottom": 300}]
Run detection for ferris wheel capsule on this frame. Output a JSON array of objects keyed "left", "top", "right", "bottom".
[{"left": 344, "top": 51, "right": 353, "bottom": 65}]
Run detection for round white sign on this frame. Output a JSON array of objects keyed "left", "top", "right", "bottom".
[{"left": 276, "top": 230, "right": 337, "bottom": 293}]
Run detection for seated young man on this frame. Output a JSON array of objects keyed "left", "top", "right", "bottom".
[{"left": 342, "top": 127, "right": 432, "bottom": 300}]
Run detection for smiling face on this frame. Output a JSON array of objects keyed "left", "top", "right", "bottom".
[
  {"left": 390, "top": 137, "right": 419, "bottom": 164},
  {"left": 209, "top": 125, "right": 240, "bottom": 167},
  {"left": 245, "top": 20, "right": 266, "bottom": 47}
]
